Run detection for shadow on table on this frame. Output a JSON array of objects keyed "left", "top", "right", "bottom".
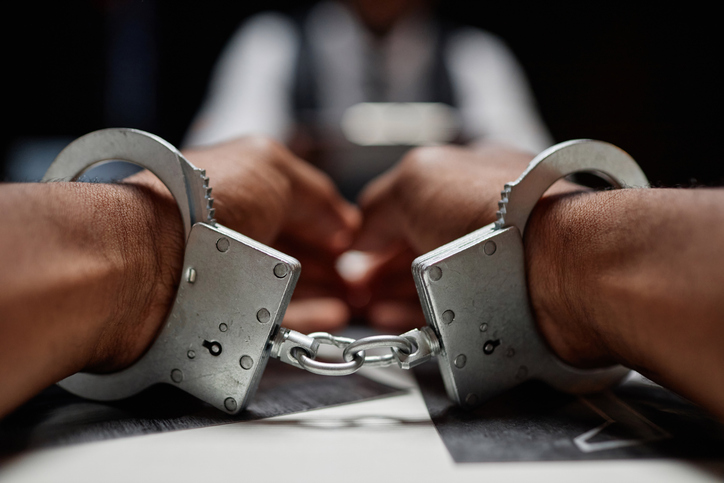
[
  {"left": 414, "top": 362, "right": 724, "bottom": 465},
  {"left": 0, "top": 359, "right": 405, "bottom": 459}
]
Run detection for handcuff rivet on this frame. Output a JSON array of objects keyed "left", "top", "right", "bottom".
[
  {"left": 484, "top": 241, "right": 497, "bottom": 256},
  {"left": 273, "top": 263, "right": 289, "bottom": 278},
  {"left": 171, "top": 369, "right": 183, "bottom": 383},
  {"left": 240, "top": 355, "right": 254, "bottom": 370},
  {"left": 256, "top": 308, "right": 271, "bottom": 323},
  {"left": 224, "top": 397, "right": 237, "bottom": 412},
  {"left": 442, "top": 310, "right": 455, "bottom": 324},
  {"left": 428, "top": 266, "right": 442, "bottom": 281},
  {"left": 465, "top": 393, "right": 479, "bottom": 407},
  {"left": 479, "top": 323, "right": 488, "bottom": 332},
  {"left": 187, "top": 350, "right": 195, "bottom": 359},
  {"left": 216, "top": 237, "right": 230, "bottom": 252},
  {"left": 219, "top": 323, "right": 228, "bottom": 332},
  {"left": 454, "top": 354, "right": 467, "bottom": 368},
  {"left": 186, "top": 267, "right": 197, "bottom": 284}
]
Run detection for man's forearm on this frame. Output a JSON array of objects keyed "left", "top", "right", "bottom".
[
  {"left": 526, "top": 188, "right": 724, "bottom": 418},
  {"left": 0, "top": 182, "right": 183, "bottom": 417},
  {"left": 0, "top": 136, "right": 361, "bottom": 418}
]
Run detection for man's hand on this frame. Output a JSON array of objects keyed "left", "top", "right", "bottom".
[
  {"left": 127, "top": 136, "right": 358, "bottom": 250},
  {"left": 355, "top": 145, "right": 533, "bottom": 254},
  {"left": 125, "top": 135, "right": 360, "bottom": 350},
  {"left": 353, "top": 143, "right": 724, "bottom": 420},
  {"left": 180, "top": 138, "right": 360, "bottom": 333},
  {"left": 0, "top": 136, "right": 358, "bottom": 418},
  {"left": 351, "top": 144, "right": 550, "bottom": 331}
]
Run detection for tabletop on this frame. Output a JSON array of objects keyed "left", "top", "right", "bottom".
[{"left": 1, "top": 344, "right": 723, "bottom": 483}]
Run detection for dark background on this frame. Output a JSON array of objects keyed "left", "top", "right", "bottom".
[{"left": 4, "top": 1, "right": 722, "bottom": 186}]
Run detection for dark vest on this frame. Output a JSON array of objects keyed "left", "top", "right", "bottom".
[{"left": 288, "top": 10, "right": 461, "bottom": 200}]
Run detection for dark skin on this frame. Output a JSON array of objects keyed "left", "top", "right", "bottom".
[
  {"left": 354, "top": 144, "right": 724, "bottom": 420},
  {"left": 1, "top": 139, "right": 722, "bottom": 422},
  {"left": 0, "top": 136, "right": 358, "bottom": 418},
  {"left": 127, "top": 137, "right": 361, "bottom": 334},
  {"left": 350, "top": 144, "right": 576, "bottom": 329}
]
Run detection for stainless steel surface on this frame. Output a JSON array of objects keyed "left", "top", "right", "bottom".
[
  {"left": 413, "top": 140, "right": 649, "bottom": 407},
  {"left": 42, "top": 128, "right": 215, "bottom": 240},
  {"left": 273, "top": 263, "right": 290, "bottom": 278},
  {"left": 58, "top": 220, "right": 300, "bottom": 414},
  {"left": 270, "top": 327, "right": 320, "bottom": 369},
  {"left": 342, "top": 335, "right": 413, "bottom": 368},
  {"left": 43, "top": 131, "right": 648, "bottom": 412},
  {"left": 496, "top": 139, "right": 648, "bottom": 234},
  {"left": 216, "top": 237, "right": 230, "bottom": 252},
  {"left": 273, "top": 327, "right": 440, "bottom": 373},
  {"left": 239, "top": 355, "right": 254, "bottom": 370},
  {"left": 45, "top": 128, "right": 301, "bottom": 414},
  {"left": 186, "top": 267, "right": 197, "bottom": 283},
  {"left": 394, "top": 327, "right": 440, "bottom": 370},
  {"left": 293, "top": 333, "right": 365, "bottom": 376}
]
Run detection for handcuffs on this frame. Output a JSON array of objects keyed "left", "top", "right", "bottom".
[{"left": 44, "top": 128, "right": 648, "bottom": 414}]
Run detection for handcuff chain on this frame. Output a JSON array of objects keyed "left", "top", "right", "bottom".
[{"left": 271, "top": 327, "right": 441, "bottom": 376}]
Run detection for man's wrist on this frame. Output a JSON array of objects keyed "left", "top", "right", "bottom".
[
  {"left": 523, "top": 191, "right": 617, "bottom": 369},
  {"left": 82, "top": 182, "right": 184, "bottom": 373}
]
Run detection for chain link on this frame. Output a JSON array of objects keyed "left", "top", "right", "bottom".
[
  {"left": 292, "top": 333, "right": 364, "bottom": 376},
  {"left": 271, "top": 327, "right": 441, "bottom": 376},
  {"left": 342, "top": 335, "right": 413, "bottom": 368}
]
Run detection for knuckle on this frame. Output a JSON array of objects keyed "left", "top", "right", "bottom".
[
  {"left": 399, "top": 146, "right": 456, "bottom": 175},
  {"left": 235, "top": 135, "right": 288, "bottom": 166},
  {"left": 243, "top": 134, "right": 282, "bottom": 152},
  {"left": 315, "top": 172, "right": 339, "bottom": 199}
]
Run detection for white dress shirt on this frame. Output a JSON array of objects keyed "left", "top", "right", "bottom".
[{"left": 185, "top": 2, "right": 552, "bottom": 155}]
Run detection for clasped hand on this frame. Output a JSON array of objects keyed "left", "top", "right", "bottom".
[
  {"left": 5, "top": 135, "right": 723, "bottom": 420},
  {"left": 5, "top": 134, "right": 722, "bottom": 421},
  {"left": 133, "top": 137, "right": 537, "bottom": 339}
]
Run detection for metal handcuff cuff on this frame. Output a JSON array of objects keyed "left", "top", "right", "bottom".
[{"left": 46, "top": 128, "right": 648, "bottom": 414}]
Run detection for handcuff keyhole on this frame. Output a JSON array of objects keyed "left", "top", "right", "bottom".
[{"left": 202, "top": 340, "right": 223, "bottom": 356}]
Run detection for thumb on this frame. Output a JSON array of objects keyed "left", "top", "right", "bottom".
[{"left": 351, "top": 170, "right": 407, "bottom": 253}]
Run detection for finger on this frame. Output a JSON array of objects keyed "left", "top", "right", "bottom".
[
  {"left": 180, "top": 139, "right": 292, "bottom": 243},
  {"left": 275, "top": 239, "right": 339, "bottom": 278},
  {"left": 353, "top": 247, "right": 418, "bottom": 301},
  {"left": 366, "top": 275, "right": 418, "bottom": 301},
  {"left": 277, "top": 152, "right": 362, "bottom": 254},
  {"left": 282, "top": 298, "right": 350, "bottom": 333},
  {"left": 351, "top": 170, "right": 406, "bottom": 253},
  {"left": 289, "top": 270, "right": 347, "bottom": 301},
  {"left": 467, "top": 141, "right": 535, "bottom": 167},
  {"left": 274, "top": 235, "right": 349, "bottom": 297},
  {"left": 342, "top": 246, "right": 421, "bottom": 329},
  {"left": 356, "top": 151, "right": 494, "bottom": 254},
  {"left": 178, "top": 136, "right": 360, "bottom": 248},
  {"left": 353, "top": 147, "right": 473, "bottom": 254},
  {"left": 367, "top": 300, "right": 425, "bottom": 331}
]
